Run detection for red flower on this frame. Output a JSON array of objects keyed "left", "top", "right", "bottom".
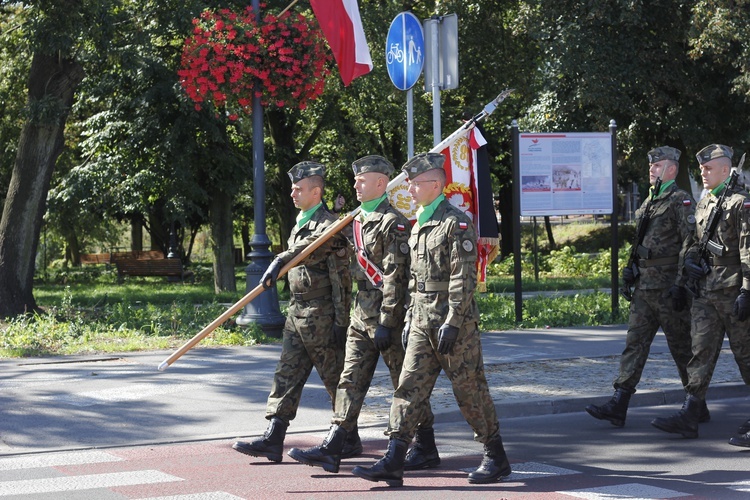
[{"left": 179, "top": 6, "right": 332, "bottom": 116}]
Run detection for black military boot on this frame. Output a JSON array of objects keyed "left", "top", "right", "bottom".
[
  {"left": 737, "top": 418, "right": 750, "bottom": 435},
  {"left": 698, "top": 399, "right": 711, "bottom": 423},
  {"left": 232, "top": 417, "right": 288, "bottom": 462},
  {"left": 584, "top": 387, "right": 633, "bottom": 427},
  {"left": 288, "top": 425, "right": 347, "bottom": 473},
  {"left": 341, "top": 424, "right": 363, "bottom": 458},
  {"left": 404, "top": 427, "right": 441, "bottom": 470},
  {"left": 467, "top": 435, "right": 512, "bottom": 484},
  {"left": 650, "top": 394, "right": 702, "bottom": 438},
  {"left": 729, "top": 431, "right": 750, "bottom": 448},
  {"left": 351, "top": 438, "right": 408, "bottom": 487}
]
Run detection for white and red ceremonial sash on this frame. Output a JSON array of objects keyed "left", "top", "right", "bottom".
[
  {"left": 310, "top": 0, "right": 373, "bottom": 87},
  {"left": 387, "top": 127, "right": 499, "bottom": 287},
  {"left": 353, "top": 218, "right": 383, "bottom": 288}
]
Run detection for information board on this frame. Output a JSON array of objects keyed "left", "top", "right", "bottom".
[{"left": 518, "top": 132, "right": 613, "bottom": 216}]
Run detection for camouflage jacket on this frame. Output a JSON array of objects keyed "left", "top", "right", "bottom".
[
  {"left": 278, "top": 205, "right": 352, "bottom": 326},
  {"left": 634, "top": 183, "right": 696, "bottom": 290},
  {"left": 406, "top": 198, "right": 479, "bottom": 330},
  {"left": 349, "top": 198, "right": 411, "bottom": 330},
  {"left": 689, "top": 185, "right": 750, "bottom": 292}
]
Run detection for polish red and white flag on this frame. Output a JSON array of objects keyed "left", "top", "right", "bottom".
[{"left": 310, "top": 0, "right": 373, "bottom": 86}]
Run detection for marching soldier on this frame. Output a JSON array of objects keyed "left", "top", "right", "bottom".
[
  {"left": 288, "top": 155, "right": 438, "bottom": 473},
  {"left": 232, "top": 161, "right": 351, "bottom": 462},
  {"left": 651, "top": 144, "right": 750, "bottom": 442},
  {"left": 351, "top": 152, "right": 510, "bottom": 487},
  {"left": 586, "top": 146, "right": 702, "bottom": 427}
]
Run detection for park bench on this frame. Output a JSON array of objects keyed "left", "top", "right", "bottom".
[
  {"left": 114, "top": 258, "right": 194, "bottom": 284},
  {"left": 80, "top": 253, "right": 111, "bottom": 265}
]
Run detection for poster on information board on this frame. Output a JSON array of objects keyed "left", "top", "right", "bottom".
[{"left": 518, "top": 132, "right": 613, "bottom": 216}]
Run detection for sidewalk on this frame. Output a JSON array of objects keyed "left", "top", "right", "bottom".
[{"left": 0, "top": 324, "right": 746, "bottom": 455}]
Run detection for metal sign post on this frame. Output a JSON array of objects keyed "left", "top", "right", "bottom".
[{"left": 423, "top": 14, "right": 458, "bottom": 146}]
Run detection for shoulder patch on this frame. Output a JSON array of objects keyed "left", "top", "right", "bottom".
[
  {"left": 462, "top": 239, "right": 474, "bottom": 252},
  {"left": 687, "top": 214, "right": 696, "bottom": 224},
  {"left": 396, "top": 223, "right": 406, "bottom": 231},
  {"left": 459, "top": 221, "right": 468, "bottom": 230},
  {"left": 744, "top": 200, "right": 750, "bottom": 210},
  {"left": 683, "top": 199, "right": 692, "bottom": 206},
  {"left": 400, "top": 242, "right": 410, "bottom": 255}
]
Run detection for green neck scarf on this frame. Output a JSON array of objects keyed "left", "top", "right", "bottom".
[
  {"left": 359, "top": 193, "right": 387, "bottom": 218},
  {"left": 416, "top": 194, "right": 446, "bottom": 227},
  {"left": 650, "top": 179, "right": 674, "bottom": 199},
  {"left": 296, "top": 202, "right": 322, "bottom": 228},
  {"left": 710, "top": 178, "right": 730, "bottom": 197}
]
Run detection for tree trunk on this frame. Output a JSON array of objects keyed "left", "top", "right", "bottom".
[
  {"left": 544, "top": 216, "right": 556, "bottom": 251},
  {"left": 131, "top": 219, "right": 143, "bottom": 251},
  {"left": 209, "top": 191, "right": 237, "bottom": 293},
  {"left": 0, "top": 52, "right": 84, "bottom": 317}
]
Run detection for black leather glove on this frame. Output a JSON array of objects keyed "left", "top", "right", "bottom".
[
  {"left": 667, "top": 284, "right": 687, "bottom": 312},
  {"left": 260, "top": 257, "right": 284, "bottom": 289},
  {"left": 401, "top": 321, "right": 410, "bottom": 351},
  {"left": 685, "top": 259, "right": 707, "bottom": 282},
  {"left": 333, "top": 324, "right": 348, "bottom": 348},
  {"left": 437, "top": 324, "right": 459, "bottom": 355},
  {"left": 373, "top": 324, "right": 391, "bottom": 351},
  {"left": 622, "top": 265, "right": 636, "bottom": 286},
  {"left": 733, "top": 288, "right": 750, "bottom": 321}
]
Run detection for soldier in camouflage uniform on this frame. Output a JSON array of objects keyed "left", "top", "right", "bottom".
[
  {"left": 288, "top": 155, "right": 437, "bottom": 473},
  {"left": 352, "top": 152, "right": 510, "bottom": 487},
  {"left": 586, "top": 146, "right": 702, "bottom": 428},
  {"left": 233, "top": 161, "right": 351, "bottom": 462},
  {"left": 651, "top": 144, "right": 750, "bottom": 442}
]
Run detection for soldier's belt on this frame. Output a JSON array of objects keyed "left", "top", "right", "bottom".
[
  {"left": 357, "top": 280, "right": 381, "bottom": 291},
  {"left": 416, "top": 281, "right": 449, "bottom": 292},
  {"left": 706, "top": 255, "right": 741, "bottom": 266},
  {"left": 292, "top": 286, "right": 332, "bottom": 301},
  {"left": 637, "top": 256, "right": 679, "bottom": 268}
]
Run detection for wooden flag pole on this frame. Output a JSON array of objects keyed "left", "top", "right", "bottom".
[{"left": 157, "top": 89, "right": 513, "bottom": 371}]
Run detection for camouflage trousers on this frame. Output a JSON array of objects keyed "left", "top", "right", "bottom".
[
  {"left": 686, "top": 286, "right": 750, "bottom": 399},
  {"left": 332, "top": 319, "right": 434, "bottom": 432},
  {"left": 265, "top": 312, "right": 344, "bottom": 422},
  {"left": 614, "top": 287, "right": 693, "bottom": 391},
  {"left": 387, "top": 323, "right": 499, "bottom": 444}
]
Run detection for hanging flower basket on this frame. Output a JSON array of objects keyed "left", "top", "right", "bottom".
[{"left": 178, "top": 6, "right": 331, "bottom": 119}]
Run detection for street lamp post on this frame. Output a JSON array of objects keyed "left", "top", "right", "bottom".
[{"left": 236, "top": 0, "right": 285, "bottom": 336}]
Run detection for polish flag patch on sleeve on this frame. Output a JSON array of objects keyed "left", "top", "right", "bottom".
[
  {"left": 744, "top": 200, "right": 750, "bottom": 209},
  {"left": 396, "top": 223, "right": 406, "bottom": 231},
  {"left": 459, "top": 222, "right": 468, "bottom": 230},
  {"left": 683, "top": 199, "right": 692, "bottom": 206}
]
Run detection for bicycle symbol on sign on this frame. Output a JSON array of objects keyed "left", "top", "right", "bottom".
[{"left": 387, "top": 43, "right": 404, "bottom": 64}]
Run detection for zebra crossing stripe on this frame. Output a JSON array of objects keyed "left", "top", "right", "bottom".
[
  {"left": 137, "top": 493, "right": 244, "bottom": 500},
  {"left": 0, "top": 470, "right": 181, "bottom": 496},
  {"left": 0, "top": 450, "right": 122, "bottom": 470}
]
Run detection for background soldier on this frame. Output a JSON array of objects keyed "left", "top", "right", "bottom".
[
  {"left": 288, "top": 155, "right": 437, "bottom": 473},
  {"left": 586, "top": 146, "right": 702, "bottom": 427},
  {"left": 233, "top": 161, "right": 351, "bottom": 462},
  {"left": 351, "top": 152, "right": 510, "bottom": 487},
  {"left": 652, "top": 144, "right": 750, "bottom": 441}
]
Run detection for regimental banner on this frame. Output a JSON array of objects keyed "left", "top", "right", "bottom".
[{"left": 388, "top": 126, "right": 499, "bottom": 286}]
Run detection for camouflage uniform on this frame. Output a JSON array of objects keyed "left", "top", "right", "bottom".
[
  {"left": 685, "top": 149, "right": 750, "bottom": 400},
  {"left": 265, "top": 165, "right": 352, "bottom": 423},
  {"left": 616, "top": 180, "right": 696, "bottom": 391},
  {"left": 333, "top": 195, "right": 435, "bottom": 430},
  {"left": 387, "top": 161, "right": 499, "bottom": 445}
]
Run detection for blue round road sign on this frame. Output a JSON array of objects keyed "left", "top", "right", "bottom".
[{"left": 386, "top": 12, "right": 424, "bottom": 91}]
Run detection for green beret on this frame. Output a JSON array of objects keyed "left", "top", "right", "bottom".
[
  {"left": 696, "top": 144, "right": 733, "bottom": 164},
  {"left": 352, "top": 155, "right": 394, "bottom": 176},
  {"left": 288, "top": 161, "right": 326, "bottom": 183},
  {"left": 401, "top": 152, "right": 445, "bottom": 180},
  {"left": 647, "top": 146, "right": 681, "bottom": 163}
]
